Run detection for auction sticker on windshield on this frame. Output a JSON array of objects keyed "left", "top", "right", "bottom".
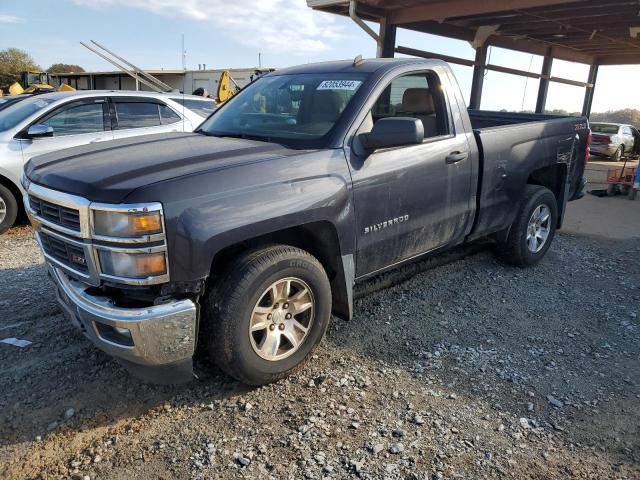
[{"left": 317, "top": 80, "right": 362, "bottom": 91}]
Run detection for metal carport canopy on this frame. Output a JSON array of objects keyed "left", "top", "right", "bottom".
[{"left": 307, "top": 0, "right": 640, "bottom": 116}]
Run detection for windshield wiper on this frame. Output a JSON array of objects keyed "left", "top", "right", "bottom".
[{"left": 204, "top": 132, "right": 271, "bottom": 143}]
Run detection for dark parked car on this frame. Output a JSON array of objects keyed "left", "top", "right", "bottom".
[{"left": 23, "top": 58, "right": 590, "bottom": 385}]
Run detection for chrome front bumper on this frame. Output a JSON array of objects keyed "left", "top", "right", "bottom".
[{"left": 49, "top": 264, "right": 197, "bottom": 382}]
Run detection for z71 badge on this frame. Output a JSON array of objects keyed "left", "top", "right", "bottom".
[{"left": 364, "top": 215, "right": 409, "bottom": 234}]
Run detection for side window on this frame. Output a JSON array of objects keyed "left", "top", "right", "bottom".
[
  {"left": 113, "top": 101, "right": 161, "bottom": 129},
  {"left": 623, "top": 127, "right": 632, "bottom": 135},
  {"left": 171, "top": 98, "right": 217, "bottom": 118},
  {"left": 41, "top": 102, "right": 105, "bottom": 137},
  {"left": 371, "top": 72, "right": 449, "bottom": 139},
  {"left": 159, "top": 104, "right": 181, "bottom": 125}
]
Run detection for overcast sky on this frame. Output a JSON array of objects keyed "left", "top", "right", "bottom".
[{"left": 1, "top": 0, "right": 639, "bottom": 113}]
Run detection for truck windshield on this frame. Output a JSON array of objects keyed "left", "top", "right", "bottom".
[
  {"left": 0, "top": 96, "right": 56, "bottom": 132},
  {"left": 197, "top": 73, "right": 368, "bottom": 149},
  {"left": 590, "top": 123, "right": 619, "bottom": 134}
]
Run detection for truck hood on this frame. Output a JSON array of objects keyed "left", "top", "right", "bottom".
[{"left": 25, "top": 132, "right": 299, "bottom": 203}]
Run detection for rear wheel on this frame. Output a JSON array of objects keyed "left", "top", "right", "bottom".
[
  {"left": 0, "top": 184, "right": 18, "bottom": 235},
  {"left": 612, "top": 146, "right": 624, "bottom": 162},
  {"left": 203, "top": 245, "right": 331, "bottom": 385},
  {"left": 499, "top": 185, "right": 557, "bottom": 267}
]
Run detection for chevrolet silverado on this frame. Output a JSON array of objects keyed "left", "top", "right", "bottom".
[{"left": 23, "top": 58, "right": 590, "bottom": 385}]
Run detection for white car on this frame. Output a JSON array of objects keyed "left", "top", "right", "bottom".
[{"left": 0, "top": 90, "right": 215, "bottom": 233}]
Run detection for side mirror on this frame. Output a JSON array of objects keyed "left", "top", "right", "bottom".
[
  {"left": 25, "top": 124, "right": 54, "bottom": 139},
  {"left": 356, "top": 117, "right": 424, "bottom": 153}
]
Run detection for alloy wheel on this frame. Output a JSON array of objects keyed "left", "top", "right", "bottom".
[
  {"left": 0, "top": 196, "right": 6, "bottom": 225},
  {"left": 249, "top": 277, "right": 315, "bottom": 361},
  {"left": 526, "top": 204, "right": 551, "bottom": 253}
]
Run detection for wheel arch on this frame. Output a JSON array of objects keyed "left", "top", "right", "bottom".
[
  {"left": 525, "top": 163, "right": 567, "bottom": 228},
  {"left": 208, "top": 221, "right": 354, "bottom": 321},
  {"left": 0, "top": 173, "right": 25, "bottom": 218},
  {"left": 494, "top": 163, "right": 567, "bottom": 243}
]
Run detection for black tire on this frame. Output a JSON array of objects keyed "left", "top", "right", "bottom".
[
  {"left": 0, "top": 184, "right": 18, "bottom": 235},
  {"left": 612, "top": 146, "right": 623, "bottom": 162},
  {"left": 203, "top": 245, "right": 331, "bottom": 386},
  {"left": 499, "top": 185, "right": 557, "bottom": 267}
]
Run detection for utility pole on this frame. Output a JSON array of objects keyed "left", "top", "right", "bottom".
[
  {"left": 258, "top": 53, "right": 262, "bottom": 68},
  {"left": 182, "top": 34, "right": 187, "bottom": 71}
]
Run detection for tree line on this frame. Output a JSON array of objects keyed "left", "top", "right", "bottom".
[{"left": 0, "top": 48, "right": 84, "bottom": 88}]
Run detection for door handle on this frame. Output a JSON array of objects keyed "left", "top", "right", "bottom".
[{"left": 445, "top": 151, "right": 468, "bottom": 164}]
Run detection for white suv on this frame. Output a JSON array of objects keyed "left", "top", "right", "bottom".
[{"left": 0, "top": 90, "right": 215, "bottom": 233}]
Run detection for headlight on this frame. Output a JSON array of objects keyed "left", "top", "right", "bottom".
[
  {"left": 93, "top": 209, "right": 163, "bottom": 238},
  {"left": 98, "top": 250, "right": 167, "bottom": 279}
]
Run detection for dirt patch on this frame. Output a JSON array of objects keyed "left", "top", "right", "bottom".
[{"left": 1, "top": 226, "right": 639, "bottom": 479}]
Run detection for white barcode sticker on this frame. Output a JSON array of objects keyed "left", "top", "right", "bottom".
[{"left": 317, "top": 80, "right": 362, "bottom": 91}]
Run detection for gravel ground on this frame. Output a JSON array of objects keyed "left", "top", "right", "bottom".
[{"left": 0, "top": 225, "right": 639, "bottom": 479}]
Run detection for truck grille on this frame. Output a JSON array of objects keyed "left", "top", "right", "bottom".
[
  {"left": 39, "top": 231, "right": 89, "bottom": 273},
  {"left": 29, "top": 196, "right": 81, "bottom": 231}
]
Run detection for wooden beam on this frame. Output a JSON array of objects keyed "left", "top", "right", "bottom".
[
  {"left": 595, "top": 53, "right": 640, "bottom": 64},
  {"left": 389, "top": 0, "right": 581, "bottom": 25},
  {"left": 469, "top": 45, "right": 488, "bottom": 109},
  {"left": 549, "top": 76, "right": 592, "bottom": 88},
  {"left": 379, "top": 16, "right": 397, "bottom": 58},
  {"left": 486, "top": 34, "right": 595, "bottom": 64},
  {"left": 582, "top": 64, "right": 598, "bottom": 117},
  {"left": 486, "top": 63, "right": 541, "bottom": 79},
  {"left": 536, "top": 49, "right": 553, "bottom": 113},
  {"left": 450, "top": 1, "right": 638, "bottom": 23},
  {"left": 395, "top": 46, "right": 475, "bottom": 67},
  {"left": 401, "top": 20, "right": 475, "bottom": 42}
]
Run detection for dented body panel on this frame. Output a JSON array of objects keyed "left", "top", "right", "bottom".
[{"left": 24, "top": 59, "right": 589, "bottom": 380}]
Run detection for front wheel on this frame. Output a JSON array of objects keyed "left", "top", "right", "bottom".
[
  {"left": 203, "top": 245, "right": 332, "bottom": 386},
  {"left": 499, "top": 185, "right": 557, "bottom": 267}
]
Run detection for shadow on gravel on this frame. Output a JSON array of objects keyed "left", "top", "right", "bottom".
[
  {"left": 1, "top": 235, "right": 638, "bottom": 474},
  {"left": 326, "top": 235, "right": 640, "bottom": 467},
  {"left": 0, "top": 262, "right": 249, "bottom": 448}
]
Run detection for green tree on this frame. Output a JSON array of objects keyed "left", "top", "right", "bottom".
[
  {"left": 47, "top": 63, "right": 85, "bottom": 74},
  {"left": 0, "top": 48, "right": 40, "bottom": 87},
  {"left": 590, "top": 109, "right": 640, "bottom": 128}
]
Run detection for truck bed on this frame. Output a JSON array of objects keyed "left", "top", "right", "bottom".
[
  {"left": 468, "top": 109, "right": 576, "bottom": 129},
  {"left": 467, "top": 109, "right": 590, "bottom": 240}
]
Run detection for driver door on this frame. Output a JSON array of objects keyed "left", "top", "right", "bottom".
[
  {"left": 351, "top": 71, "right": 473, "bottom": 276},
  {"left": 19, "top": 97, "right": 111, "bottom": 162}
]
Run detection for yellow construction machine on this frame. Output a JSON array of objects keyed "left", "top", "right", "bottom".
[
  {"left": 212, "top": 69, "right": 274, "bottom": 106},
  {"left": 1, "top": 71, "right": 75, "bottom": 96},
  {"left": 214, "top": 70, "right": 240, "bottom": 105},
  {"left": 3, "top": 80, "right": 75, "bottom": 96}
]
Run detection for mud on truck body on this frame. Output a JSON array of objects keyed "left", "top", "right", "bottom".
[{"left": 23, "top": 58, "right": 590, "bottom": 385}]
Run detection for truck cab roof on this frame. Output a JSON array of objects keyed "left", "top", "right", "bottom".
[{"left": 268, "top": 58, "right": 443, "bottom": 76}]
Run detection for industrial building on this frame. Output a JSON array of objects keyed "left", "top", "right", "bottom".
[{"left": 47, "top": 67, "right": 267, "bottom": 94}]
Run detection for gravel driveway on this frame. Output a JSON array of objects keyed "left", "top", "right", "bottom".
[{"left": 0, "top": 225, "right": 638, "bottom": 479}]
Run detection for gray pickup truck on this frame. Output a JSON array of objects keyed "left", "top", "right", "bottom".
[{"left": 23, "top": 58, "right": 590, "bottom": 385}]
